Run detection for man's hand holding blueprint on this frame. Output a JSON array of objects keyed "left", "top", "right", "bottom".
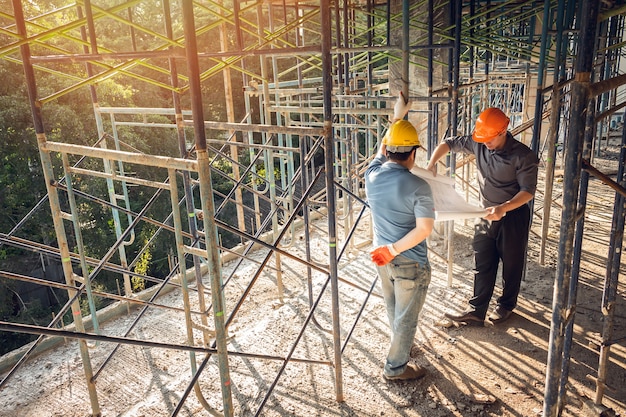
[{"left": 410, "top": 167, "right": 488, "bottom": 221}]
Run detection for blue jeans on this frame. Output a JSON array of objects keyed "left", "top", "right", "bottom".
[{"left": 377, "top": 255, "right": 431, "bottom": 377}]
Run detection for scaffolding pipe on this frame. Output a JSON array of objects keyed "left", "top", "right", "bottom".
[
  {"left": 181, "top": 0, "right": 233, "bottom": 415},
  {"left": 540, "top": 0, "right": 568, "bottom": 265},
  {"left": 558, "top": 97, "right": 595, "bottom": 414},
  {"left": 531, "top": 0, "right": 550, "bottom": 154},
  {"left": 168, "top": 169, "right": 222, "bottom": 417},
  {"left": 79, "top": 2, "right": 136, "bottom": 300},
  {"left": 321, "top": 0, "right": 344, "bottom": 402},
  {"left": 164, "top": 3, "right": 216, "bottom": 411},
  {"left": 543, "top": 1, "right": 599, "bottom": 415},
  {"left": 400, "top": 0, "right": 409, "bottom": 99},
  {"left": 300, "top": 139, "right": 331, "bottom": 332},
  {"left": 60, "top": 153, "right": 101, "bottom": 335},
  {"left": 446, "top": 0, "right": 462, "bottom": 287},
  {"left": 11, "top": 0, "right": 101, "bottom": 414},
  {"left": 594, "top": 112, "right": 626, "bottom": 404},
  {"left": 0, "top": 321, "right": 334, "bottom": 365}
]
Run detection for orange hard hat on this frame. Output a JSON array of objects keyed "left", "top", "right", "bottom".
[
  {"left": 472, "top": 108, "right": 510, "bottom": 142},
  {"left": 383, "top": 120, "right": 420, "bottom": 152}
]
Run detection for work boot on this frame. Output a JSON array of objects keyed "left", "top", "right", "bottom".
[
  {"left": 488, "top": 305, "right": 513, "bottom": 324},
  {"left": 444, "top": 310, "right": 484, "bottom": 326},
  {"left": 383, "top": 363, "right": 426, "bottom": 381}
]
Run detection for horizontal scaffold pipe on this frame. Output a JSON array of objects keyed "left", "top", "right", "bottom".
[
  {"left": 266, "top": 106, "right": 395, "bottom": 115},
  {"left": 0, "top": 322, "right": 333, "bottom": 366},
  {"left": 511, "top": 111, "right": 551, "bottom": 136},
  {"left": 29, "top": 49, "right": 188, "bottom": 62},
  {"left": 589, "top": 73, "right": 626, "bottom": 98},
  {"left": 111, "top": 122, "right": 181, "bottom": 129},
  {"left": 41, "top": 142, "right": 198, "bottom": 171},
  {"left": 595, "top": 101, "right": 626, "bottom": 124},
  {"left": 205, "top": 139, "right": 305, "bottom": 153},
  {"left": 66, "top": 168, "right": 165, "bottom": 190},
  {"left": 193, "top": 120, "right": 324, "bottom": 136},
  {"left": 97, "top": 107, "right": 193, "bottom": 116},
  {"left": 0, "top": 271, "right": 201, "bottom": 317},
  {"left": 28, "top": 43, "right": 413, "bottom": 63},
  {"left": 332, "top": 44, "right": 451, "bottom": 54},
  {"left": 433, "top": 76, "right": 534, "bottom": 96},
  {"left": 582, "top": 159, "right": 626, "bottom": 199}
]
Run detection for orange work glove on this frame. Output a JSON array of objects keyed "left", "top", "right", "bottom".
[{"left": 371, "top": 244, "right": 399, "bottom": 266}]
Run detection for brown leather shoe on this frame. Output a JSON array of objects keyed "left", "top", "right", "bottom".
[
  {"left": 488, "top": 306, "right": 512, "bottom": 324},
  {"left": 444, "top": 310, "right": 484, "bottom": 326},
  {"left": 383, "top": 363, "right": 427, "bottom": 381}
]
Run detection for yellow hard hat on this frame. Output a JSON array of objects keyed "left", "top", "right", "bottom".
[{"left": 383, "top": 120, "right": 420, "bottom": 152}]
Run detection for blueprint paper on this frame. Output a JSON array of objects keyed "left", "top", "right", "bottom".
[{"left": 410, "top": 166, "right": 488, "bottom": 221}]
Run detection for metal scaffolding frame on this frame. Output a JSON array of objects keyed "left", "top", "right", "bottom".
[{"left": 1, "top": 0, "right": 625, "bottom": 416}]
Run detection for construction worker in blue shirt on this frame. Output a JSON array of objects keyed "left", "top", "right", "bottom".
[{"left": 365, "top": 94, "right": 436, "bottom": 381}]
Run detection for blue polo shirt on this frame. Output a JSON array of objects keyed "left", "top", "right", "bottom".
[{"left": 365, "top": 154, "right": 435, "bottom": 264}]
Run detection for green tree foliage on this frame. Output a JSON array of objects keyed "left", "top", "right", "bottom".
[
  {"left": 132, "top": 235, "right": 153, "bottom": 293},
  {"left": 0, "top": 62, "right": 53, "bottom": 257}
]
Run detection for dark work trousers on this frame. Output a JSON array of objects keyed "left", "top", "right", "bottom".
[{"left": 469, "top": 203, "right": 531, "bottom": 319}]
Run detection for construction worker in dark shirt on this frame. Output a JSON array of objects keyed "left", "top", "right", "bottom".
[{"left": 426, "top": 108, "right": 539, "bottom": 326}]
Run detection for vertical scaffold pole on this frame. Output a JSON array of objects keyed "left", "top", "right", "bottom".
[
  {"left": 12, "top": 0, "right": 101, "bottom": 415},
  {"left": 401, "top": 0, "right": 409, "bottom": 99},
  {"left": 531, "top": 0, "right": 550, "bottom": 156},
  {"left": 543, "top": 0, "right": 599, "bottom": 415},
  {"left": 181, "top": 0, "right": 233, "bottom": 415},
  {"left": 595, "top": 110, "right": 626, "bottom": 405},
  {"left": 321, "top": 0, "right": 344, "bottom": 402},
  {"left": 446, "top": 0, "right": 462, "bottom": 286},
  {"left": 541, "top": 0, "right": 568, "bottom": 265}
]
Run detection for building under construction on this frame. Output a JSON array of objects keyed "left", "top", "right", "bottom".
[{"left": 0, "top": 0, "right": 625, "bottom": 416}]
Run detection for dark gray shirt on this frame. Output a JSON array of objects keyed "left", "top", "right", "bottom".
[{"left": 443, "top": 133, "right": 539, "bottom": 207}]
